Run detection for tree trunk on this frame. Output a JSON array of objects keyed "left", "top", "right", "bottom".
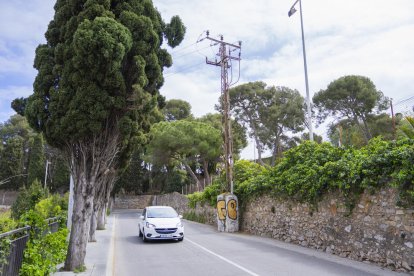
[
  {"left": 270, "top": 134, "right": 281, "bottom": 166},
  {"left": 271, "top": 145, "right": 277, "bottom": 167},
  {"left": 352, "top": 112, "right": 371, "bottom": 144},
  {"left": 64, "top": 173, "right": 95, "bottom": 271},
  {"left": 104, "top": 202, "right": 109, "bottom": 225},
  {"left": 89, "top": 187, "right": 103, "bottom": 242},
  {"left": 254, "top": 137, "right": 265, "bottom": 165},
  {"left": 202, "top": 159, "right": 211, "bottom": 186},
  {"left": 89, "top": 187, "right": 102, "bottom": 242},
  {"left": 90, "top": 172, "right": 115, "bottom": 241},
  {"left": 97, "top": 203, "right": 105, "bottom": 230},
  {"left": 89, "top": 210, "right": 97, "bottom": 242},
  {"left": 183, "top": 162, "right": 200, "bottom": 190},
  {"left": 360, "top": 115, "right": 372, "bottom": 141},
  {"left": 250, "top": 121, "right": 265, "bottom": 165}
]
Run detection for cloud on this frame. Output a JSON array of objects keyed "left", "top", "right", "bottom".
[
  {"left": 0, "top": 85, "right": 33, "bottom": 123},
  {"left": 1, "top": 0, "right": 414, "bottom": 159}
]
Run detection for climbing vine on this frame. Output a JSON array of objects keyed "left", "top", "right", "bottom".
[{"left": 189, "top": 138, "right": 414, "bottom": 210}]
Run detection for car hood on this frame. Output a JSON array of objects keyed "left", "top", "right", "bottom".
[{"left": 146, "top": 217, "right": 181, "bottom": 227}]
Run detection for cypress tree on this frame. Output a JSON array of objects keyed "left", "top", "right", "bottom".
[
  {"left": 27, "top": 134, "right": 46, "bottom": 186},
  {"left": 25, "top": 0, "right": 185, "bottom": 269}
]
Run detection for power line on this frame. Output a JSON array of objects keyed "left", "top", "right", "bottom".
[
  {"left": 394, "top": 95, "right": 414, "bottom": 106},
  {"left": 163, "top": 61, "right": 206, "bottom": 78},
  {"left": 169, "top": 41, "right": 199, "bottom": 55},
  {"left": 172, "top": 44, "right": 217, "bottom": 60}
]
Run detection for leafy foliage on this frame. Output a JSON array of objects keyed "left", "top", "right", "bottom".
[
  {"left": 34, "top": 193, "right": 68, "bottom": 221},
  {"left": 0, "top": 114, "right": 35, "bottom": 190},
  {"left": 183, "top": 211, "right": 206, "bottom": 224},
  {"left": 399, "top": 116, "right": 414, "bottom": 139},
  {"left": 11, "top": 180, "right": 49, "bottom": 220},
  {"left": 229, "top": 82, "right": 305, "bottom": 165},
  {"left": 0, "top": 211, "right": 17, "bottom": 233},
  {"left": 188, "top": 138, "right": 414, "bottom": 210},
  {"left": 1, "top": 192, "right": 68, "bottom": 275},
  {"left": 20, "top": 228, "right": 68, "bottom": 276},
  {"left": 187, "top": 181, "right": 223, "bottom": 208},
  {"left": 0, "top": 211, "right": 17, "bottom": 267},
  {"left": 26, "top": 134, "right": 45, "bottom": 186},
  {"left": 197, "top": 113, "right": 247, "bottom": 158},
  {"left": 162, "top": 99, "right": 193, "bottom": 121},
  {"left": 313, "top": 75, "right": 389, "bottom": 143},
  {"left": 147, "top": 120, "right": 222, "bottom": 187}
]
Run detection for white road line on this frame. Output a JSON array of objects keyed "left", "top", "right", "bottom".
[
  {"left": 106, "top": 214, "right": 116, "bottom": 276},
  {"left": 186, "top": 238, "right": 260, "bottom": 276}
]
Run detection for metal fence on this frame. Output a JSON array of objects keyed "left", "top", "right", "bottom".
[{"left": 0, "top": 217, "right": 60, "bottom": 276}]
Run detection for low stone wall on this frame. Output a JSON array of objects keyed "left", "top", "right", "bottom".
[
  {"left": 153, "top": 192, "right": 217, "bottom": 225},
  {"left": 0, "top": 190, "right": 19, "bottom": 206},
  {"left": 242, "top": 188, "right": 413, "bottom": 273},
  {"left": 113, "top": 194, "right": 153, "bottom": 209},
  {"left": 152, "top": 192, "right": 189, "bottom": 215}
]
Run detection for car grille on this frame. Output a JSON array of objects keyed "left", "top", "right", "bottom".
[{"left": 155, "top": 228, "right": 177, "bottom": 234}]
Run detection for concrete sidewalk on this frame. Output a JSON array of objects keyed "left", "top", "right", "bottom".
[{"left": 54, "top": 214, "right": 115, "bottom": 276}]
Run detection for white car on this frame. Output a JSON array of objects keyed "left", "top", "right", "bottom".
[{"left": 138, "top": 206, "right": 184, "bottom": 242}]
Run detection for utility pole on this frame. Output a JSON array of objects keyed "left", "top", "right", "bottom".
[
  {"left": 204, "top": 31, "right": 241, "bottom": 194},
  {"left": 338, "top": 124, "right": 343, "bottom": 147}
]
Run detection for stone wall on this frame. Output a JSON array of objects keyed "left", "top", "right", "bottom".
[
  {"left": 113, "top": 194, "right": 153, "bottom": 209},
  {"left": 153, "top": 192, "right": 217, "bottom": 225},
  {"left": 0, "top": 190, "right": 19, "bottom": 206},
  {"left": 242, "top": 188, "right": 413, "bottom": 273},
  {"left": 152, "top": 192, "right": 189, "bottom": 215}
]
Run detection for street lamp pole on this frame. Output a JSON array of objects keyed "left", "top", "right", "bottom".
[
  {"left": 44, "top": 160, "right": 51, "bottom": 189},
  {"left": 289, "top": 0, "right": 314, "bottom": 141}
]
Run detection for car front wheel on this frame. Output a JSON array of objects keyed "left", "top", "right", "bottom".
[
  {"left": 142, "top": 229, "right": 148, "bottom": 242},
  {"left": 138, "top": 227, "right": 143, "bottom": 237}
]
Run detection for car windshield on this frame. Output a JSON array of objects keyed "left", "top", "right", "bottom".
[{"left": 147, "top": 208, "right": 178, "bottom": 218}]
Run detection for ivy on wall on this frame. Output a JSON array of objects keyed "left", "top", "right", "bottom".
[{"left": 189, "top": 138, "right": 414, "bottom": 210}]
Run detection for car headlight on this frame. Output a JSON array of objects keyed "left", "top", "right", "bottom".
[
  {"left": 146, "top": 222, "right": 156, "bottom": 228},
  {"left": 176, "top": 221, "right": 183, "bottom": 228}
]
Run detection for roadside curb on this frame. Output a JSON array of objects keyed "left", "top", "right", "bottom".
[{"left": 53, "top": 214, "right": 115, "bottom": 276}]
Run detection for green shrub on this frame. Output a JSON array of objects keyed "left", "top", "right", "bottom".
[
  {"left": 1, "top": 192, "right": 69, "bottom": 275},
  {"left": 18, "top": 195, "right": 69, "bottom": 276},
  {"left": 34, "top": 194, "right": 68, "bottom": 226},
  {"left": 187, "top": 192, "right": 203, "bottom": 209},
  {"left": 19, "top": 210, "right": 47, "bottom": 239},
  {"left": 0, "top": 210, "right": 17, "bottom": 233},
  {"left": 187, "top": 138, "right": 414, "bottom": 211},
  {"left": 183, "top": 211, "right": 206, "bottom": 224},
  {"left": 0, "top": 211, "right": 17, "bottom": 268},
  {"left": 20, "top": 228, "right": 69, "bottom": 276},
  {"left": 11, "top": 179, "right": 49, "bottom": 220},
  {"left": 187, "top": 181, "right": 223, "bottom": 208}
]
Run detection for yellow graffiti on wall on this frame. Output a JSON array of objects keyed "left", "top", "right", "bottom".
[
  {"left": 217, "top": 200, "right": 226, "bottom": 220},
  {"left": 227, "top": 199, "right": 237, "bottom": 220}
]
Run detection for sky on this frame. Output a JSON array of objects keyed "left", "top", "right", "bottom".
[{"left": 1, "top": 0, "right": 414, "bottom": 159}]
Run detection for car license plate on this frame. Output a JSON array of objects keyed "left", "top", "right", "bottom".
[{"left": 160, "top": 234, "right": 172, "bottom": 238}]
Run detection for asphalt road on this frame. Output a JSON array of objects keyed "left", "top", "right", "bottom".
[{"left": 110, "top": 209, "right": 405, "bottom": 276}]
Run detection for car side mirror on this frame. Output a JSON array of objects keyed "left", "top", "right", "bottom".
[
  {"left": 179, "top": 215, "right": 183, "bottom": 219},
  {"left": 140, "top": 215, "right": 144, "bottom": 220}
]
